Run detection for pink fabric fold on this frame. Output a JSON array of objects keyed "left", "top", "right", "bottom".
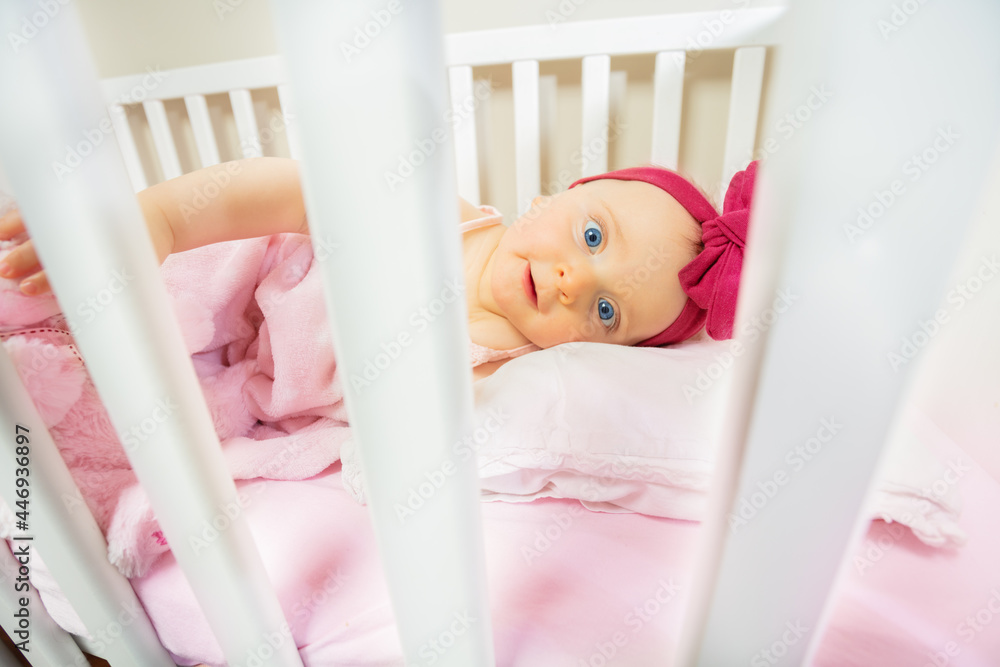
[
  {"left": 0, "top": 233, "right": 351, "bottom": 577},
  {"left": 679, "top": 160, "right": 757, "bottom": 340}
]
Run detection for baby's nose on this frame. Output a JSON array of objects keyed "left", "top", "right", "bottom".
[{"left": 555, "top": 263, "right": 595, "bottom": 305}]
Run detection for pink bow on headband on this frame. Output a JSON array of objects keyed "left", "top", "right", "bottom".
[{"left": 678, "top": 159, "right": 758, "bottom": 341}]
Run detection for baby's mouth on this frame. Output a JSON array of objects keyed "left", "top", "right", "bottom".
[{"left": 523, "top": 261, "right": 537, "bottom": 309}]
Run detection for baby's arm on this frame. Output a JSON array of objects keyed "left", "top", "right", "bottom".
[
  {"left": 147, "top": 156, "right": 307, "bottom": 256},
  {"left": 1, "top": 156, "right": 472, "bottom": 296},
  {"left": 0, "top": 157, "right": 307, "bottom": 294}
]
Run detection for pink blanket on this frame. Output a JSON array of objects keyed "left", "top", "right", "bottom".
[{"left": 0, "top": 233, "right": 351, "bottom": 577}]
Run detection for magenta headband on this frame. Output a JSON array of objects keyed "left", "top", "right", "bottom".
[{"left": 569, "top": 160, "right": 759, "bottom": 347}]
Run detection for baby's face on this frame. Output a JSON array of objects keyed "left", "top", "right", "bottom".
[{"left": 490, "top": 179, "right": 700, "bottom": 348}]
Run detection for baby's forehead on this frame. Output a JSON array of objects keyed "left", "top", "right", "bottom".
[{"left": 572, "top": 179, "right": 699, "bottom": 247}]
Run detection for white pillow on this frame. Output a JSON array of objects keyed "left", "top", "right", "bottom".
[
  {"left": 473, "top": 336, "right": 967, "bottom": 549},
  {"left": 473, "top": 336, "right": 731, "bottom": 520}
]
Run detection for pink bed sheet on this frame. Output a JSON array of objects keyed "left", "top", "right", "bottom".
[
  {"left": 22, "top": 433, "right": 1000, "bottom": 666},
  {"left": 812, "top": 433, "right": 1000, "bottom": 667},
  {"left": 30, "top": 461, "right": 703, "bottom": 666}
]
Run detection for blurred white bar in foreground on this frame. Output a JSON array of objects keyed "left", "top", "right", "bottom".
[
  {"left": 267, "top": 1, "right": 495, "bottom": 665},
  {"left": 0, "top": 2, "right": 303, "bottom": 665},
  {"left": 677, "top": 1, "right": 1000, "bottom": 665}
]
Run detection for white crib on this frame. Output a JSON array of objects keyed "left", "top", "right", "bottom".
[{"left": 1, "top": 0, "right": 999, "bottom": 666}]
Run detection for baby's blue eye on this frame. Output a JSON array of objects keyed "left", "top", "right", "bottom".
[
  {"left": 583, "top": 220, "right": 603, "bottom": 251},
  {"left": 597, "top": 298, "right": 616, "bottom": 327}
]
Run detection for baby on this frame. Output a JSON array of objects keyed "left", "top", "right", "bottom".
[{"left": 0, "top": 157, "right": 757, "bottom": 380}]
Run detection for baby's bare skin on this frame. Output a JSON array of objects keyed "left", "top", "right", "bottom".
[{"left": 0, "top": 157, "right": 699, "bottom": 377}]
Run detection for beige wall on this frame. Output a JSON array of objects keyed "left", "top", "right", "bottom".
[{"left": 77, "top": 0, "right": 782, "bottom": 220}]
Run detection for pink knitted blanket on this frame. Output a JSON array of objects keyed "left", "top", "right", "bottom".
[{"left": 0, "top": 233, "right": 351, "bottom": 577}]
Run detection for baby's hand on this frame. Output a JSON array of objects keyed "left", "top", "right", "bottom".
[
  {"left": 0, "top": 208, "right": 49, "bottom": 296},
  {"left": 0, "top": 200, "right": 174, "bottom": 298}
]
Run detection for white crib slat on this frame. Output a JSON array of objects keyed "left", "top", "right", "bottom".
[
  {"left": 276, "top": 84, "right": 302, "bottom": 160},
  {"left": 0, "top": 350, "right": 175, "bottom": 666},
  {"left": 107, "top": 104, "right": 148, "bottom": 192},
  {"left": 651, "top": 51, "right": 686, "bottom": 170},
  {"left": 449, "top": 66, "right": 480, "bottom": 204},
  {"left": 719, "top": 46, "right": 766, "bottom": 201},
  {"left": 230, "top": 88, "right": 262, "bottom": 158},
  {"left": 141, "top": 99, "right": 183, "bottom": 181},
  {"left": 184, "top": 94, "right": 221, "bottom": 168},
  {"left": 0, "top": 4, "right": 304, "bottom": 665},
  {"left": 580, "top": 55, "right": 610, "bottom": 177},
  {"left": 268, "top": 2, "right": 495, "bottom": 665},
  {"left": 512, "top": 59, "right": 540, "bottom": 215},
  {"left": 539, "top": 74, "right": 557, "bottom": 191},
  {"left": 475, "top": 75, "right": 494, "bottom": 199},
  {"left": 609, "top": 69, "right": 626, "bottom": 165},
  {"left": 0, "top": 543, "right": 91, "bottom": 667},
  {"left": 678, "top": 1, "right": 1000, "bottom": 664},
  {"left": 0, "top": 546, "right": 84, "bottom": 667}
]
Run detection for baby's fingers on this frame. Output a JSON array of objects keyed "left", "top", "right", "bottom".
[
  {"left": 0, "top": 240, "right": 52, "bottom": 296},
  {"left": 17, "top": 270, "right": 50, "bottom": 296},
  {"left": 0, "top": 208, "right": 26, "bottom": 240}
]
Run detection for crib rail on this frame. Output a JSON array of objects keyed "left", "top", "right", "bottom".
[{"left": 98, "top": 8, "right": 783, "bottom": 212}]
